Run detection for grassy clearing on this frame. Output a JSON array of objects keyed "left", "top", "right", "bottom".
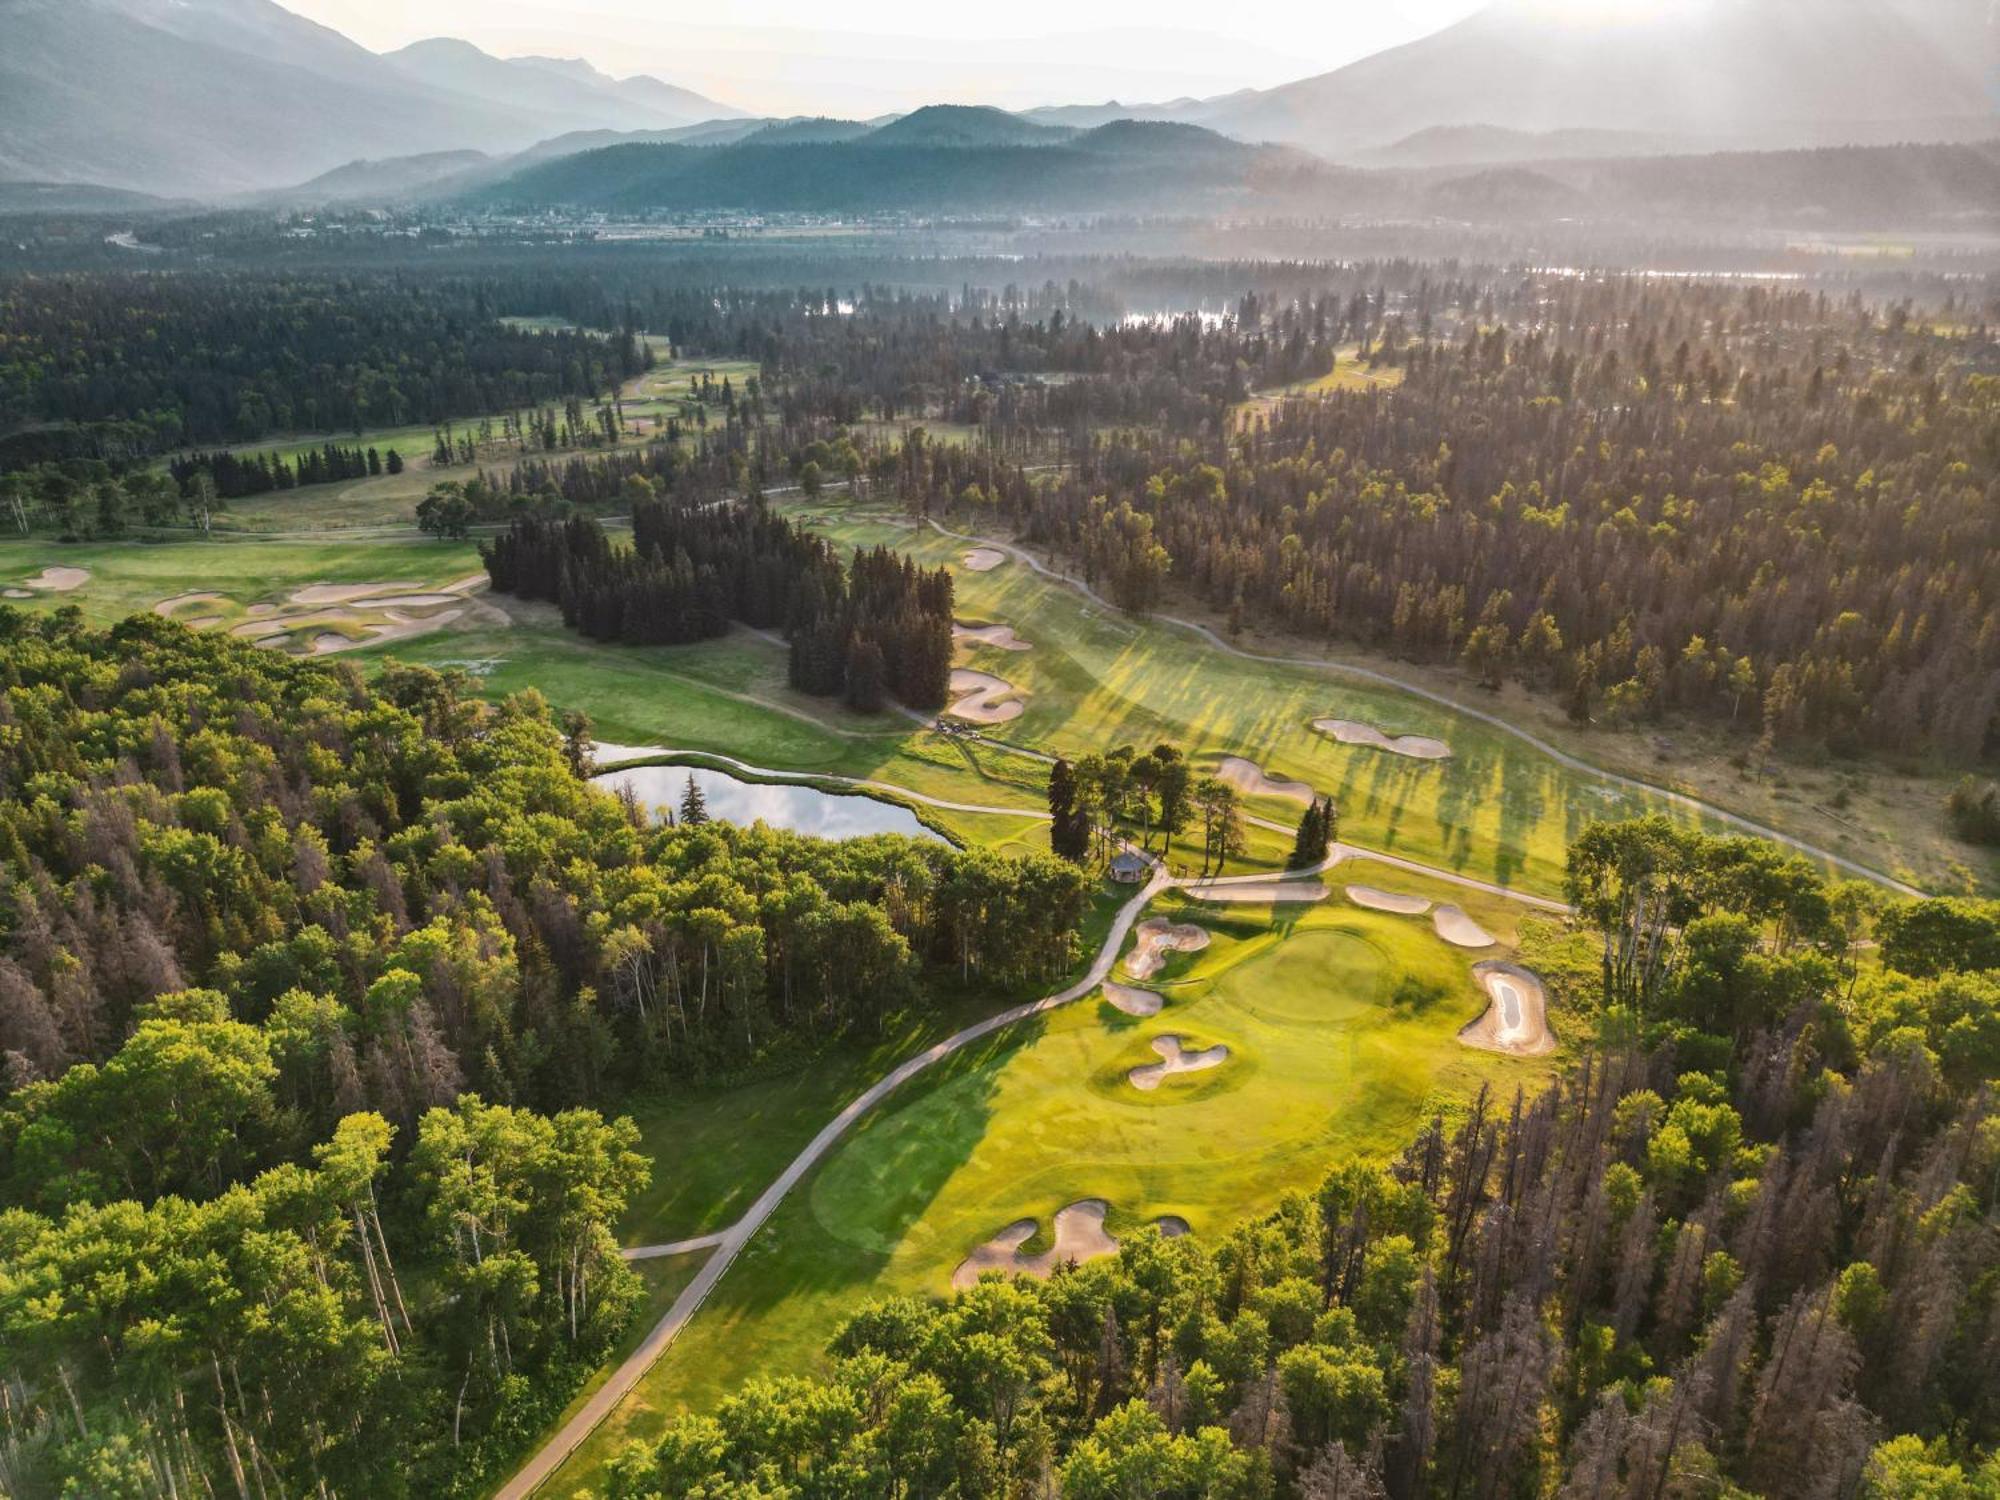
[{"left": 545, "top": 879, "right": 1550, "bottom": 1493}]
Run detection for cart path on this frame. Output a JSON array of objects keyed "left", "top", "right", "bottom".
[
  {"left": 494, "top": 859, "right": 1173, "bottom": 1499},
  {"left": 502, "top": 821, "right": 1571, "bottom": 1497}
]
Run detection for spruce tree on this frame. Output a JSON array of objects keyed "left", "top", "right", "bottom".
[
  {"left": 1049, "top": 757, "right": 1089, "bottom": 863},
  {"left": 679, "top": 772, "right": 709, "bottom": 826}
]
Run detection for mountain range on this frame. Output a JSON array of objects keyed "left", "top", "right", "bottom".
[
  {"left": 0, "top": 0, "right": 741, "bottom": 195},
  {"left": 0, "top": 0, "right": 1993, "bottom": 200}
]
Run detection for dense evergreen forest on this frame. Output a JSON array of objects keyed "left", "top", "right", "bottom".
[
  {"left": 0, "top": 612, "right": 1088, "bottom": 1496},
  {"left": 0, "top": 272, "right": 646, "bottom": 463},
  {"left": 602, "top": 823, "right": 2000, "bottom": 1500},
  {"left": 483, "top": 498, "right": 956, "bottom": 712}
]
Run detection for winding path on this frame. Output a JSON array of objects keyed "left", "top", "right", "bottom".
[
  {"left": 921, "top": 520, "right": 1925, "bottom": 897},
  {"left": 502, "top": 811, "right": 1567, "bottom": 1497},
  {"left": 495, "top": 861, "right": 1172, "bottom": 1500}
]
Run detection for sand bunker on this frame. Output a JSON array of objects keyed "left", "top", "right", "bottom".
[
  {"left": 365, "top": 593, "right": 461, "bottom": 609},
  {"left": 155, "top": 591, "right": 229, "bottom": 616},
  {"left": 231, "top": 621, "right": 293, "bottom": 642},
  {"left": 947, "top": 669, "right": 1025, "bottom": 725},
  {"left": 4, "top": 589, "right": 32, "bottom": 599},
  {"left": 1103, "top": 983, "right": 1164, "bottom": 1017},
  {"left": 1128, "top": 1034, "right": 1230, "bottom": 1091},
  {"left": 959, "top": 547, "right": 1007, "bottom": 572},
  {"left": 1432, "top": 904, "right": 1496, "bottom": 948},
  {"left": 1183, "top": 879, "right": 1327, "bottom": 905},
  {"left": 1458, "top": 962, "right": 1557, "bottom": 1057},
  {"left": 953, "top": 621, "right": 1032, "bottom": 652},
  {"left": 951, "top": 1199, "right": 1186, "bottom": 1288},
  {"left": 289, "top": 583, "right": 401, "bottom": 606},
  {"left": 1347, "top": 885, "right": 1433, "bottom": 915},
  {"left": 1314, "top": 719, "right": 1451, "bottom": 760},
  {"left": 21, "top": 566, "right": 89, "bottom": 592},
  {"left": 1215, "top": 756, "right": 1316, "bottom": 805},
  {"left": 1124, "top": 918, "right": 1210, "bottom": 980}
]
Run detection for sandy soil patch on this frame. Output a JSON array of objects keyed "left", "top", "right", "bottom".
[
  {"left": 947, "top": 668, "right": 1025, "bottom": 725},
  {"left": 186, "top": 615, "right": 222, "bottom": 629},
  {"left": 1215, "top": 756, "right": 1316, "bottom": 805},
  {"left": 1346, "top": 885, "right": 1433, "bottom": 915},
  {"left": 1314, "top": 718, "right": 1451, "bottom": 760},
  {"left": 443, "top": 574, "right": 490, "bottom": 594},
  {"left": 1124, "top": 918, "right": 1211, "bottom": 980},
  {"left": 1459, "top": 962, "right": 1557, "bottom": 1056},
  {"left": 951, "top": 1199, "right": 1184, "bottom": 1288},
  {"left": 953, "top": 621, "right": 1032, "bottom": 652},
  {"left": 959, "top": 547, "right": 1007, "bottom": 572},
  {"left": 1182, "top": 879, "right": 1328, "bottom": 905},
  {"left": 155, "top": 591, "right": 230, "bottom": 616},
  {"left": 1432, "top": 904, "right": 1496, "bottom": 948},
  {"left": 22, "top": 566, "right": 89, "bottom": 592},
  {"left": 367, "top": 593, "right": 461, "bottom": 609},
  {"left": 1103, "top": 983, "right": 1164, "bottom": 1017},
  {"left": 1128, "top": 1034, "right": 1230, "bottom": 1091}
]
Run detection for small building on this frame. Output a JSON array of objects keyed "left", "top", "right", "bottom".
[{"left": 1109, "top": 851, "right": 1150, "bottom": 884}]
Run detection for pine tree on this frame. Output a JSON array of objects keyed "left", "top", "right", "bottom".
[
  {"left": 679, "top": 773, "right": 709, "bottom": 827},
  {"left": 1049, "top": 757, "right": 1090, "bottom": 863}
]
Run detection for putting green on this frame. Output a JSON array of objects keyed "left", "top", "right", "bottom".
[{"left": 544, "top": 883, "right": 1549, "bottom": 1494}]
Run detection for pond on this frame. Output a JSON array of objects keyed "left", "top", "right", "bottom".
[{"left": 592, "top": 762, "right": 947, "bottom": 845}]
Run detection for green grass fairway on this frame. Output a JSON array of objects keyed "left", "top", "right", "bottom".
[
  {"left": 0, "top": 536, "right": 482, "bottom": 626},
  {"left": 544, "top": 877, "right": 1551, "bottom": 1494},
  {"left": 771, "top": 503, "right": 1736, "bottom": 897}
]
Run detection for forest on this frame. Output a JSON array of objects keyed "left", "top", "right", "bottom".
[
  {"left": 598, "top": 823, "right": 2000, "bottom": 1500},
  {"left": 983, "top": 280, "right": 2000, "bottom": 761},
  {"left": 482, "top": 498, "right": 957, "bottom": 712},
  {"left": 0, "top": 612, "right": 1089, "bottom": 1496},
  {"left": 0, "top": 272, "right": 647, "bottom": 463}
]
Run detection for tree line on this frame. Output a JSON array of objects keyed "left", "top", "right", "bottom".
[
  {"left": 0, "top": 613, "right": 1092, "bottom": 1495},
  {"left": 0, "top": 271, "right": 648, "bottom": 463},
  {"left": 602, "top": 823, "right": 2000, "bottom": 1499},
  {"left": 482, "top": 498, "right": 955, "bottom": 713},
  {"left": 168, "top": 439, "right": 406, "bottom": 499}
]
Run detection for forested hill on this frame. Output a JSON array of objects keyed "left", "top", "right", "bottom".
[
  {"left": 460, "top": 133, "right": 1999, "bottom": 229},
  {"left": 466, "top": 124, "right": 1343, "bottom": 215},
  {"left": 0, "top": 613, "right": 1089, "bottom": 1496}
]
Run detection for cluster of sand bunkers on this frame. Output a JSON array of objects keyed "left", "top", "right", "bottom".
[
  {"left": 952, "top": 1199, "right": 1189, "bottom": 1289},
  {"left": 947, "top": 614, "right": 1031, "bottom": 725},
  {"left": 1345, "top": 886, "right": 1497, "bottom": 947},
  {"left": 151, "top": 576, "right": 491, "bottom": 655},
  {"left": 3, "top": 565, "right": 91, "bottom": 598},
  {"left": 1314, "top": 718, "right": 1452, "bottom": 760}
]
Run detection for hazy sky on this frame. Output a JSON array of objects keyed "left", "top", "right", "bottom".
[{"left": 281, "top": 0, "right": 1489, "bottom": 116}]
